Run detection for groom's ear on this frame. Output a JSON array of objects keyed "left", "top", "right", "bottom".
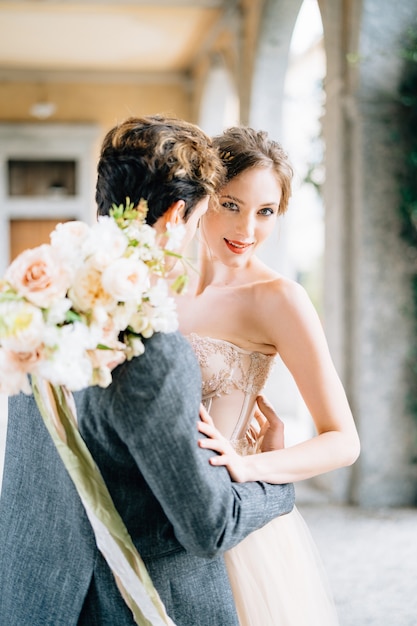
[{"left": 165, "top": 200, "right": 186, "bottom": 226}]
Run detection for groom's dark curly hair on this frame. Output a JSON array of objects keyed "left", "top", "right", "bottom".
[{"left": 96, "top": 115, "right": 225, "bottom": 225}]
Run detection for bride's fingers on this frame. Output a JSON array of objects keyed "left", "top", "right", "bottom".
[
  {"left": 256, "top": 395, "right": 284, "bottom": 428},
  {"left": 197, "top": 420, "right": 223, "bottom": 440},
  {"left": 198, "top": 437, "right": 228, "bottom": 456},
  {"left": 199, "top": 403, "right": 215, "bottom": 426},
  {"left": 253, "top": 410, "right": 267, "bottom": 430},
  {"left": 253, "top": 410, "right": 269, "bottom": 438},
  {"left": 208, "top": 454, "right": 229, "bottom": 467},
  {"left": 246, "top": 425, "right": 258, "bottom": 445}
]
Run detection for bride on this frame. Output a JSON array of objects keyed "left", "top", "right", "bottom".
[{"left": 175, "top": 126, "right": 360, "bottom": 625}]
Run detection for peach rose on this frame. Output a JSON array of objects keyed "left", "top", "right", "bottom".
[
  {"left": 5, "top": 244, "right": 72, "bottom": 308},
  {"left": 0, "top": 347, "right": 43, "bottom": 395},
  {"left": 69, "top": 261, "right": 114, "bottom": 313}
]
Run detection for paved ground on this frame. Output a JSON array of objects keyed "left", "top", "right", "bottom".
[
  {"left": 1, "top": 396, "right": 416, "bottom": 626},
  {"left": 296, "top": 484, "right": 417, "bottom": 626}
]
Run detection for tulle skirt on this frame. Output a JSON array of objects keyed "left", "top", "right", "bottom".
[{"left": 224, "top": 506, "right": 339, "bottom": 626}]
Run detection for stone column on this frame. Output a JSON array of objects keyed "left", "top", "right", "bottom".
[{"left": 322, "top": 0, "right": 417, "bottom": 505}]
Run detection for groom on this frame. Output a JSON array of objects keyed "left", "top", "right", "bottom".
[{"left": 0, "top": 116, "right": 294, "bottom": 626}]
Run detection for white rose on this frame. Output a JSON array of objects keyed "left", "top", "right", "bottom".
[{"left": 101, "top": 257, "right": 149, "bottom": 302}]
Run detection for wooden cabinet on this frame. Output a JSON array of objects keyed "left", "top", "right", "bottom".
[{"left": 0, "top": 123, "right": 99, "bottom": 271}]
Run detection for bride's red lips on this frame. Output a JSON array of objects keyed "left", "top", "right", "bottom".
[{"left": 224, "top": 238, "right": 254, "bottom": 254}]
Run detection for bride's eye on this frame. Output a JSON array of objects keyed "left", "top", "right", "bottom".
[
  {"left": 258, "top": 207, "right": 275, "bottom": 216},
  {"left": 222, "top": 201, "right": 239, "bottom": 212}
]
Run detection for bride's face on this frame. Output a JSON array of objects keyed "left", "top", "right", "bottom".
[{"left": 200, "top": 166, "right": 281, "bottom": 265}]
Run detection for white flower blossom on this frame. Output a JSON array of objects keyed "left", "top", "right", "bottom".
[
  {"left": 164, "top": 222, "right": 186, "bottom": 252},
  {"left": 39, "top": 323, "right": 96, "bottom": 390},
  {"left": 101, "top": 257, "right": 149, "bottom": 302},
  {"left": 0, "top": 300, "right": 46, "bottom": 352},
  {"left": 147, "top": 279, "right": 171, "bottom": 307},
  {"left": 84, "top": 217, "right": 128, "bottom": 270},
  {"left": 44, "top": 297, "right": 72, "bottom": 325},
  {"left": 125, "top": 223, "right": 156, "bottom": 248},
  {"left": 125, "top": 336, "right": 145, "bottom": 360},
  {"left": 50, "top": 221, "right": 90, "bottom": 271}
]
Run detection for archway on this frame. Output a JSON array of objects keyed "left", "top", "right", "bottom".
[
  {"left": 198, "top": 60, "right": 239, "bottom": 136},
  {"left": 252, "top": 0, "right": 328, "bottom": 455}
]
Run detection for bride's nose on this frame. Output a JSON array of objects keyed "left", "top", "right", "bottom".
[{"left": 235, "top": 212, "right": 255, "bottom": 239}]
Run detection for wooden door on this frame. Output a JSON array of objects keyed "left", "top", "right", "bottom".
[{"left": 9, "top": 218, "right": 73, "bottom": 261}]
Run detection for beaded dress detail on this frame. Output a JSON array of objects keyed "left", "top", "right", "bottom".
[
  {"left": 187, "top": 333, "right": 274, "bottom": 454},
  {"left": 187, "top": 332, "right": 339, "bottom": 626}
]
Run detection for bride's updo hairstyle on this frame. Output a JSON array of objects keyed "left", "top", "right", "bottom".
[
  {"left": 212, "top": 126, "right": 294, "bottom": 215},
  {"left": 96, "top": 115, "right": 225, "bottom": 225}
]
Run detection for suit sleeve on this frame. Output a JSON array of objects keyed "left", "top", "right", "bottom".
[{"left": 95, "top": 332, "right": 294, "bottom": 558}]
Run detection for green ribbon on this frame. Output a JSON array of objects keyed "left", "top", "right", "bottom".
[{"left": 32, "top": 375, "right": 175, "bottom": 626}]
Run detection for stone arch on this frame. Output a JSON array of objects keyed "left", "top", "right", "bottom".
[
  {"left": 250, "top": 0, "right": 417, "bottom": 505},
  {"left": 247, "top": 0, "right": 328, "bottom": 459},
  {"left": 193, "top": 0, "right": 417, "bottom": 505},
  {"left": 248, "top": 0, "right": 304, "bottom": 136},
  {"left": 197, "top": 59, "right": 239, "bottom": 135}
]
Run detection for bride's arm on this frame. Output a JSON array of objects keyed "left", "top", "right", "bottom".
[{"left": 199, "top": 279, "right": 360, "bottom": 484}]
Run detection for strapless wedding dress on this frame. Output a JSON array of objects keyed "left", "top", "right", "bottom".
[{"left": 188, "top": 333, "right": 339, "bottom": 626}]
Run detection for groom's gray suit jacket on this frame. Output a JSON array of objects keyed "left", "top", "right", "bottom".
[{"left": 0, "top": 331, "right": 294, "bottom": 626}]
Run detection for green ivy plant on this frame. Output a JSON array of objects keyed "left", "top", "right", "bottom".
[{"left": 398, "top": 27, "right": 417, "bottom": 419}]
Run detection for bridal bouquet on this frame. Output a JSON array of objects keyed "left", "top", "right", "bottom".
[
  {"left": 0, "top": 199, "right": 180, "bottom": 626},
  {"left": 0, "top": 199, "right": 180, "bottom": 396}
]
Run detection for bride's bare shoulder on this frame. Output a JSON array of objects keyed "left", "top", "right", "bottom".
[
  {"left": 257, "top": 275, "right": 319, "bottom": 329},
  {"left": 257, "top": 274, "right": 308, "bottom": 305}
]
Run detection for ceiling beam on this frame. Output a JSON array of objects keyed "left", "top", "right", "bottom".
[
  {"left": 7, "top": 1, "right": 226, "bottom": 7},
  {"left": 0, "top": 67, "right": 190, "bottom": 86},
  {"left": 188, "top": 0, "right": 241, "bottom": 68}
]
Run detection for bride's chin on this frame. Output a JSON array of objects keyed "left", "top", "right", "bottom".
[{"left": 222, "top": 255, "right": 248, "bottom": 269}]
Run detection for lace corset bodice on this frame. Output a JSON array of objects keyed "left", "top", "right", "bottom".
[{"left": 187, "top": 333, "right": 275, "bottom": 453}]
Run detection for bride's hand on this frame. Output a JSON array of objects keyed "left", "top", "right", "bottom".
[
  {"left": 198, "top": 404, "right": 249, "bottom": 482},
  {"left": 250, "top": 395, "right": 285, "bottom": 452}
]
